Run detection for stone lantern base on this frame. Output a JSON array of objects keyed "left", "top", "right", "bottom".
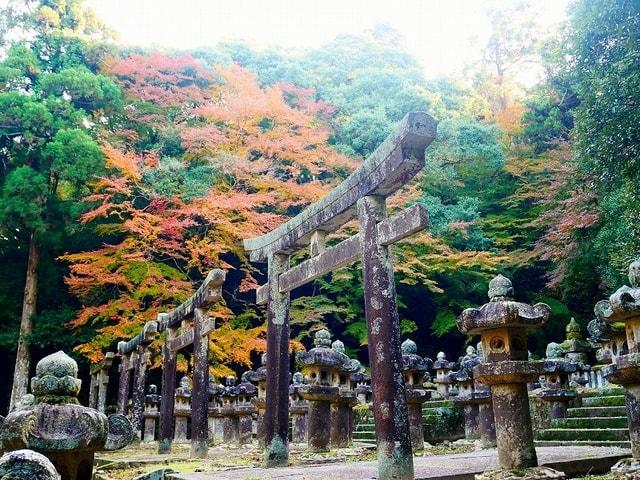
[
  {"left": 476, "top": 466, "right": 565, "bottom": 480},
  {"left": 611, "top": 457, "right": 640, "bottom": 478}
]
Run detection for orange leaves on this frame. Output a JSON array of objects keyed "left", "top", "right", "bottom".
[{"left": 102, "top": 143, "right": 142, "bottom": 180}]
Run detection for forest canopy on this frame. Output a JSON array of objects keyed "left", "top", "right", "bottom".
[{"left": 0, "top": 0, "right": 638, "bottom": 411}]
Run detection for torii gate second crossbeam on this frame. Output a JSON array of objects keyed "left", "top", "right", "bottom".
[{"left": 244, "top": 112, "right": 437, "bottom": 480}]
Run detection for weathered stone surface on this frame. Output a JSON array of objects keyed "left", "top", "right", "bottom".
[
  {"left": 297, "top": 330, "right": 346, "bottom": 451},
  {"left": 0, "top": 352, "right": 133, "bottom": 480},
  {"left": 458, "top": 275, "right": 561, "bottom": 479},
  {"left": 601, "top": 260, "right": 640, "bottom": 463},
  {"left": 0, "top": 449, "right": 61, "bottom": 480},
  {"left": 475, "top": 466, "right": 565, "bottom": 480},
  {"left": 244, "top": 112, "right": 437, "bottom": 478}
]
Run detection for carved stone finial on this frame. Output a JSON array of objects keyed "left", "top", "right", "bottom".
[
  {"left": 488, "top": 274, "right": 514, "bottom": 301},
  {"left": 466, "top": 345, "right": 476, "bottom": 356},
  {"left": 437, "top": 351, "right": 446, "bottom": 361},
  {"left": 402, "top": 339, "right": 417, "bottom": 355},
  {"left": 314, "top": 329, "right": 331, "bottom": 348},
  {"left": 629, "top": 259, "right": 640, "bottom": 289},
  {"left": 546, "top": 342, "right": 563, "bottom": 359},
  {"left": 292, "top": 372, "right": 304, "bottom": 385},
  {"left": 261, "top": 352, "right": 267, "bottom": 366},
  {"left": 566, "top": 318, "right": 582, "bottom": 340},
  {"left": 31, "top": 351, "right": 82, "bottom": 404},
  {"left": 331, "top": 339, "right": 345, "bottom": 354},
  {"left": 148, "top": 384, "right": 157, "bottom": 395}
]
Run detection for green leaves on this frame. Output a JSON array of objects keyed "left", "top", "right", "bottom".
[
  {"left": 0, "top": 166, "right": 48, "bottom": 233},
  {"left": 44, "top": 128, "right": 103, "bottom": 188}
]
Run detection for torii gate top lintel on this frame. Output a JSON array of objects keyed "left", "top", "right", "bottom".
[{"left": 243, "top": 111, "right": 437, "bottom": 263}]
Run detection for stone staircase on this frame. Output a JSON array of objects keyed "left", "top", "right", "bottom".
[
  {"left": 535, "top": 387, "right": 631, "bottom": 448},
  {"left": 352, "top": 398, "right": 463, "bottom": 444}
]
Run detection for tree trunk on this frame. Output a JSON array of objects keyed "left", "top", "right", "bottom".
[{"left": 9, "top": 234, "right": 39, "bottom": 411}]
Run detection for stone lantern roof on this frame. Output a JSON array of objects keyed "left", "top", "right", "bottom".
[
  {"left": 458, "top": 275, "right": 551, "bottom": 335},
  {"left": 401, "top": 339, "right": 431, "bottom": 373},
  {"left": 433, "top": 351, "right": 453, "bottom": 370},
  {"left": 296, "top": 329, "right": 349, "bottom": 369},
  {"left": 603, "top": 259, "right": 640, "bottom": 323}
]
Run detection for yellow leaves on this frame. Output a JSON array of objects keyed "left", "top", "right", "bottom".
[{"left": 102, "top": 143, "right": 142, "bottom": 180}]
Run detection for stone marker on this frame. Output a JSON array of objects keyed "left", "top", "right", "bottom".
[
  {"left": 458, "top": 275, "right": 564, "bottom": 480},
  {"left": 207, "top": 375, "right": 224, "bottom": 445},
  {"left": 297, "top": 329, "right": 348, "bottom": 452},
  {"left": 289, "top": 372, "right": 308, "bottom": 444},
  {"left": 0, "top": 351, "right": 134, "bottom": 480},
  {"left": 244, "top": 111, "right": 437, "bottom": 477},
  {"left": 0, "top": 449, "right": 61, "bottom": 480},
  {"left": 600, "top": 259, "right": 640, "bottom": 478},
  {"left": 401, "top": 339, "right": 431, "bottom": 449}
]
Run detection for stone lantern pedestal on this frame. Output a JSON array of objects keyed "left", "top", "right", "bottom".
[
  {"left": 289, "top": 372, "right": 309, "bottom": 444},
  {"left": 538, "top": 359, "right": 577, "bottom": 421},
  {"left": 246, "top": 355, "right": 267, "bottom": 447},
  {"left": 236, "top": 373, "right": 258, "bottom": 445},
  {"left": 143, "top": 384, "right": 161, "bottom": 442},
  {"left": 401, "top": 339, "right": 432, "bottom": 449},
  {"left": 297, "top": 329, "right": 350, "bottom": 452},
  {"left": 600, "top": 260, "right": 640, "bottom": 478},
  {"left": 0, "top": 351, "right": 134, "bottom": 480},
  {"left": 458, "top": 275, "right": 564, "bottom": 480},
  {"left": 173, "top": 376, "right": 192, "bottom": 443},
  {"left": 220, "top": 376, "right": 239, "bottom": 444}
]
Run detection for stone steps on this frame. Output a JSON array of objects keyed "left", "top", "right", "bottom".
[
  {"left": 535, "top": 439, "right": 631, "bottom": 448},
  {"left": 581, "top": 395, "right": 626, "bottom": 407},
  {"left": 552, "top": 415, "right": 628, "bottom": 429},
  {"left": 537, "top": 428, "right": 629, "bottom": 442},
  {"left": 568, "top": 406, "right": 627, "bottom": 417}
]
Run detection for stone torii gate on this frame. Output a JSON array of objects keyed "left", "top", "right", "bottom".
[
  {"left": 111, "top": 269, "right": 225, "bottom": 458},
  {"left": 244, "top": 111, "right": 437, "bottom": 479},
  {"left": 157, "top": 269, "right": 225, "bottom": 458},
  {"left": 89, "top": 351, "right": 114, "bottom": 413}
]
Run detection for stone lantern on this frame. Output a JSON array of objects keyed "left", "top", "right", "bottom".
[
  {"left": 474, "top": 342, "right": 497, "bottom": 449},
  {"left": 401, "top": 339, "right": 431, "bottom": 449},
  {"left": 588, "top": 300, "right": 628, "bottom": 364},
  {"left": 0, "top": 351, "right": 134, "bottom": 480},
  {"left": 143, "top": 384, "right": 161, "bottom": 442},
  {"left": 296, "top": 329, "right": 349, "bottom": 451},
  {"left": 329, "top": 339, "right": 360, "bottom": 448},
  {"left": 173, "top": 376, "right": 192, "bottom": 442},
  {"left": 452, "top": 346, "right": 482, "bottom": 442},
  {"left": 289, "top": 372, "right": 308, "bottom": 444},
  {"left": 220, "top": 376, "right": 239, "bottom": 444},
  {"left": 433, "top": 352, "right": 454, "bottom": 398},
  {"left": 236, "top": 372, "right": 258, "bottom": 445},
  {"left": 539, "top": 344, "right": 578, "bottom": 421},
  {"left": 352, "top": 371, "right": 371, "bottom": 404},
  {"left": 207, "top": 375, "right": 224, "bottom": 445},
  {"left": 246, "top": 354, "right": 267, "bottom": 447},
  {"left": 601, "top": 259, "right": 640, "bottom": 477},
  {"left": 560, "top": 318, "right": 591, "bottom": 364},
  {"left": 458, "top": 274, "right": 563, "bottom": 479}
]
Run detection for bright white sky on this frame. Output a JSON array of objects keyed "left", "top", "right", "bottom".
[{"left": 87, "top": 0, "right": 569, "bottom": 81}]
